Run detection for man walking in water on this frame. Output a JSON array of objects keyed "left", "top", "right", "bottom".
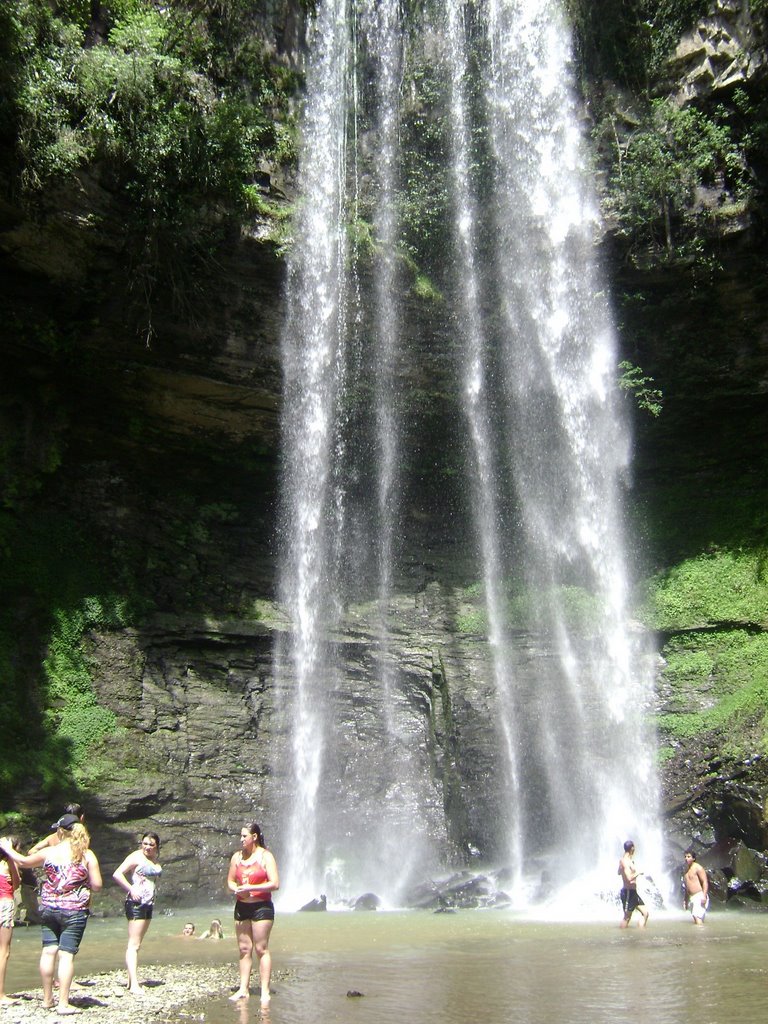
[
  {"left": 618, "top": 840, "right": 649, "bottom": 928},
  {"left": 683, "top": 849, "right": 709, "bottom": 925}
]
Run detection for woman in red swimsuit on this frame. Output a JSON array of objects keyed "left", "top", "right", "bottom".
[{"left": 227, "top": 822, "right": 279, "bottom": 1008}]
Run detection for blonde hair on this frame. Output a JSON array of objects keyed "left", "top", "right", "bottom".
[{"left": 61, "top": 822, "right": 90, "bottom": 863}]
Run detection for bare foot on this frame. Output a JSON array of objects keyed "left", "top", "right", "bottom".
[
  {"left": 229, "top": 990, "right": 250, "bottom": 1002},
  {"left": 56, "top": 1006, "right": 82, "bottom": 1016},
  {"left": 260, "top": 991, "right": 271, "bottom": 1010},
  {"left": 0, "top": 996, "right": 20, "bottom": 1005},
  {"left": 128, "top": 986, "right": 144, "bottom": 996}
]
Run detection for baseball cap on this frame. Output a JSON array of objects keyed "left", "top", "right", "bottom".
[{"left": 52, "top": 813, "right": 80, "bottom": 831}]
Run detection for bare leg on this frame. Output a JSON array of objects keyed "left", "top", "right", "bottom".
[
  {"left": 229, "top": 920, "right": 253, "bottom": 1000},
  {"left": 0, "top": 925, "right": 15, "bottom": 1001},
  {"left": 39, "top": 947, "right": 57, "bottom": 1008},
  {"left": 126, "top": 919, "right": 151, "bottom": 992},
  {"left": 253, "top": 920, "right": 274, "bottom": 1008},
  {"left": 56, "top": 950, "right": 76, "bottom": 1009},
  {"left": 638, "top": 905, "right": 649, "bottom": 928}
]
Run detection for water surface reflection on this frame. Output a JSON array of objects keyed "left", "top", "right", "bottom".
[{"left": 7, "top": 909, "right": 768, "bottom": 1023}]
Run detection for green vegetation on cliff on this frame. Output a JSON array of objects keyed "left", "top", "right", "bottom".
[
  {"left": 568, "top": 0, "right": 715, "bottom": 88},
  {"left": 0, "top": 0, "right": 299, "bottom": 328},
  {"left": 569, "top": 1, "right": 768, "bottom": 268},
  {"left": 643, "top": 549, "right": 768, "bottom": 759},
  {"left": 0, "top": 508, "right": 144, "bottom": 796},
  {"left": 598, "top": 98, "right": 751, "bottom": 261},
  {"left": 644, "top": 550, "right": 768, "bottom": 631},
  {"left": 656, "top": 629, "right": 768, "bottom": 757}
]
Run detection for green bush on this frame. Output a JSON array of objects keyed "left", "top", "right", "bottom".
[
  {"left": 641, "top": 550, "right": 768, "bottom": 631},
  {"left": 455, "top": 608, "right": 488, "bottom": 635},
  {"left": 0, "top": 509, "right": 142, "bottom": 796},
  {"left": 656, "top": 631, "right": 768, "bottom": 755},
  {"left": 618, "top": 360, "right": 663, "bottom": 417},
  {"left": 5, "top": 0, "right": 300, "bottom": 328},
  {"left": 598, "top": 99, "right": 751, "bottom": 260}
]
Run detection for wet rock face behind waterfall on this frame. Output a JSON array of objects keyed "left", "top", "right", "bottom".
[
  {"left": 78, "top": 620, "right": 280, "bottom": 904},
  {"left": 76, "top": 591, "right": 549, "bottom": 906}
]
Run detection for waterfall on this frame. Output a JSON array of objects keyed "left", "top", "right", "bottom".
[
  {"left": 277, "top": 0, "right": 352, "bottom": 906},
  {"left": 277, "top": 0, "right": 660, "bottom": 907},
  {"left": 482, "top": 0, "right": 660, "bottom": 883},
  {"left": 277, "top": 0, "right": 448, "bottom": 906},
  {"left": 444, "top": 0, "right": 525, "bottom": 895},
  {"left": 360, "top": 1, "right": 434, "bottom": 888}
]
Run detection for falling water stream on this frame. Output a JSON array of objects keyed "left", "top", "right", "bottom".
[
  {"left": 277, "top": 0, "right": 352, "bottom": 904},
  {"left": 444, "top": 0, "right": 525, "bottom": 896},
  {"left": 483, "top": 0, "right": 659, "bottom": 880},
  {"left": 277, "top": 0, "right": 660, "bottom": 907}
]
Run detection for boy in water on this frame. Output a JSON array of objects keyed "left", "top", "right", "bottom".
[
  {"left": 618, "top": 839, "right": 649, "bottom": 928},
  {"left": 683, "top": 849, "right": 709, "bottom": 925}
]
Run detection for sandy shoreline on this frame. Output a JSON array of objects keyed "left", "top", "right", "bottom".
[{"left": 0, "top": 963, "right": 294, "bottom": 1022}]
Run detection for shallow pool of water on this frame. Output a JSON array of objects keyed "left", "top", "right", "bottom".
[{"left": 7, "top": 907, "right": 768, "bottom": 1023}]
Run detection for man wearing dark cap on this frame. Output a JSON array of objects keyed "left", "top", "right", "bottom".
[{"left": 618, "top": 840, "right": 649, "bottom": 929}]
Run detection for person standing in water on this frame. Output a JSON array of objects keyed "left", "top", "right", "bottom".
[
  {"left": 112, "top": 832, "right": 162, "bottom": 993},
  {"left": 683, "top": 849, "right": 709, "bottom": 925},
  {"left": 0, "top": 815, "right": 102, "bottom": 1014},
  {"left": 227, "top": 822, "right": 279, "bottom": 1008},
  {"left": 618, "top": 839, "right": 649, "bottom": 929},
  {"left": 0, "top": 837, "right": 21, "bottom": 1004}
]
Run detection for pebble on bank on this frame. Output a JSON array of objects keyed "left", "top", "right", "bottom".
[{"left": 1, "top": 962, "right": 294, "bottom": 1022}]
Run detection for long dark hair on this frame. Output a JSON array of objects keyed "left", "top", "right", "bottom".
[{"left": 247, "top": 822, "right": 265, "bottom": 847}]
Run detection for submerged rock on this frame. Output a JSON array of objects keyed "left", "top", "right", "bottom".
[
  {"left": 299, "top": 894, "right": 328, "bottom": 912},
  {"left": 405, "top": 872, "right": 509, "bottom": 910},
  {"left": 353, "top": 893, "right": 381, "bottom": 911}
]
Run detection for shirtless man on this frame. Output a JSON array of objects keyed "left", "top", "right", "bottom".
[
  {"left": 618, "top": 840, "right": 649, "bottom": 928},
  {"left": 683, "top": 849, "right": 709, "bottom": 925}
]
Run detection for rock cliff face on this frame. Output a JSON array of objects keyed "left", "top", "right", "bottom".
[
  {"left": 2, "top": 0, "right": 768, "bottom": 908},
  {"left": 669, "top": 0, "right": 767, "bottom": 104}
]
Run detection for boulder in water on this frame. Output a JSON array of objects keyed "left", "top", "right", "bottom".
[
  {"left": 299, "top": 894, "right": 327, "bottom": 912},
  {"left": 353, "top": 892, "right": 381, "bottom": 911}
]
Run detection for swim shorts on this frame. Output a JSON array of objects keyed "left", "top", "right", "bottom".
[
  {"left": 689, "top": 891, "right": 708, "bottom": 922},
  {"left": 125, "top": 898, "right": 154, "bottom": 921},
  {"left": 234, "top": 900, "right": 275, "bottom": 923},
  {"left": 0, "top": 897, "right": 14, "bottom": 929},
  {"left": 620, "top": 888, "right": 644, "bottom": 913},
  {"left": 40, "top": 908, "right": 89, "bottom": 955}
]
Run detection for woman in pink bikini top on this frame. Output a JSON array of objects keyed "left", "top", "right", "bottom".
[{"left": 226, "top": 821, "right": 279, "bottom": 1007}]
